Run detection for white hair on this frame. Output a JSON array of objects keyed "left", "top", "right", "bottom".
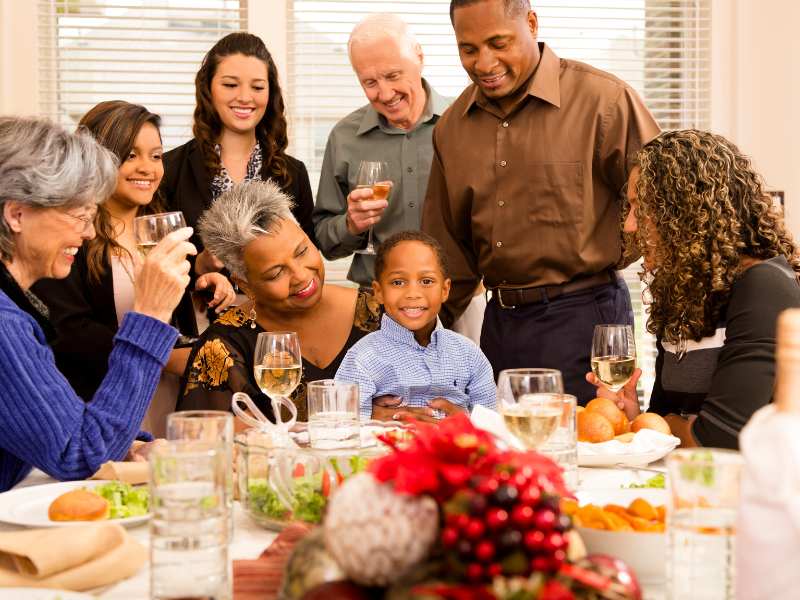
[
  {"left": 198, "top": 179, "right": 297, "bottom": 279},
  {"left": 347, "top": 13, "right": 421, "bottom": 64},
  {"left": 0, "top": 117, "right": 118, "bottom": 260}
]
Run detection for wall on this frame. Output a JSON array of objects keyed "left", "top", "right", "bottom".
[{"left": 0, "top": 0, "right": 38, "bottom": 116}]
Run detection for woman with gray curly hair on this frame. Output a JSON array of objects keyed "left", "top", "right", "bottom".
[
  {"left": 0, "top": 117, "right": 196, "bottom": 491},
  {"left": 178, "top": 179, "right": 380, "bottom": 421},
  {"left": 587, "top": 129, "right": 800, "bottom": 449}
]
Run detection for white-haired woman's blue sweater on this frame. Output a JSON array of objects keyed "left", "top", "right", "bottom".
[{"left": 0, "top": 282, "right": 176, "bottom": 492}]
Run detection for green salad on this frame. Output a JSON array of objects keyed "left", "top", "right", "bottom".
[
  {"left": 248, "top": 454, "right": 369, "bottom": 524},
  {"left": 625, "top": 472, "right": 665, "bottom": 489},
  {"left": 93, "top": 481, "right": 149, "bottom": 519}
]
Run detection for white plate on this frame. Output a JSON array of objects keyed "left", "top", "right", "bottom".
[
  {"left": 574, "top": 488, "right": 668, "bottom": 584},
  {"left": 0, "top": 588, "right": 93, "bottom": 599},
  {"left": 0, "top": 480, "right": 149, "bottom": 528},
  {"left": 578, "top": 446, "right": 674, "bottom": 467}
]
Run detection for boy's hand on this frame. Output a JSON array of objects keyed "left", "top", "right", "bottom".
[
  {"left": 428, "top": 397, "right": 467, "bottom": 416},
  {"left": 371, "top": 405, "right": 437, "bottom": 423}
]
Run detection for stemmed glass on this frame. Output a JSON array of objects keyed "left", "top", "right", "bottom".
[
  {"left": 253, "top": 332, "right": 303, "bottom": 424},
  {"left": 497, "top": 368, "right": 565, "bottom": 450},
  {"left": 353, "top": 160, "right": 392, "bottom": 255},
  {"left": 591, "top": 324, "right": 637, "bottom": 392},
  {"left": 133, "top": 211, "right": 186, "bottom": 258}
]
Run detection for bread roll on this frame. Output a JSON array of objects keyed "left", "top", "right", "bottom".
[
  {"left": 630, "top": 412, "right": 672, "bottom": 436},
  {"left": 577, "top": 410, "right": 615, "bottom": 443},
  {"left": 48, "top": 489, "right": 110, "bottom": 522},
  {"left": 585, "top": 397, "right": 628, "bottom": 435}
]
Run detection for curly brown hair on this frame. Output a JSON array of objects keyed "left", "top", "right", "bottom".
[
  {"left": 78, "top": 101, "right": 165, "bottom": 283},
  {"left": 192, "top": 32, "right": 291, "bottom": 186},
  {"left": 629, "top": 129, "right": 800, "bottom": 346}
]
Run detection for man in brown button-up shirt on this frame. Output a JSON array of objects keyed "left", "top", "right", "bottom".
[{"left": 422, "top": 0, "right": 660, "bottom": 402}]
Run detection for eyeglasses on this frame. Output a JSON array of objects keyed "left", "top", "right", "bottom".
[{"left": 59, "top": 209, "right": 96, "bottom": 231}]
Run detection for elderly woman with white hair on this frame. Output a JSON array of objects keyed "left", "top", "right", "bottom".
[
  {"left": 0, "top": 117, "right": 195, "bottom": 492},
  {"left": 179, "top": 180, "right": 381, "bottom": 421}
]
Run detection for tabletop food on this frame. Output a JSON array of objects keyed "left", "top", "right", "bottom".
[
  {"left": 47, "top": 482, "right": 148, "bottom": 522},
  {"left": 563, "top": 496, "right": 666, "bottom": 533},
  {"left": 578, "top": 398, "right": 671, "bottom": 443}
]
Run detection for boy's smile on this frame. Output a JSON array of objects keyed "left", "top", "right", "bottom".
[{"left": 373, "top": 240, "right": 451, "bottom": 346}]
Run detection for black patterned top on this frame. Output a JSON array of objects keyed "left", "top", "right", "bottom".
[
  {"left": 209, "top": 141, "right": 263, "bottom": 201},
  {"left": 178, "top": 290, "right": 382, "bottom": 422}
]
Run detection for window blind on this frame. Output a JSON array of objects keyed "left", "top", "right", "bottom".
[
  {"left": 288, "top": 0, "right": 711, "bottom": 402},
  {"left": 38, "top": 0, "right": 247, "bottom": 150}
]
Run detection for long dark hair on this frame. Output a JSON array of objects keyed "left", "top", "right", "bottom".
[
  {"left": 193, "top": 32, "right": 291, "bottom": 186},
  {"left": 78, "top": 100, "right": 165, "bottom": 283}
]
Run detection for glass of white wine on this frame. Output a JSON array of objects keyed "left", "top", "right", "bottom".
[
  {"left": 498, "top": 368, "right": 565, "bottom": 450},
  {"left": 133, "top": 211, "right": 186, "bottom": 258},
  {"left": 253, "top": 332, "right": 302, "bottom": 425},
  {"left": 353, "top": 160, "right": 392, "bottom": 255},
  {"left": 591, "top": 324, "right": 636, "bottom": 392}
]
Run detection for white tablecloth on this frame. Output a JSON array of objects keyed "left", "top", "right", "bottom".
[{"left": 1, "top": 467, "right": 666, "bottom": 599}]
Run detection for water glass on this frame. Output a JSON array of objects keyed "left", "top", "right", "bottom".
[
  {"left": 149, "top": 441, "right": 230, "bottom": 600},
  {"left": 307, "top": 380, "right": 360, "bottom": 449},
  {"left": 666, "top": 448, "right": 743, "bottom": 600},
  {"left": 537, "top": 394, "right": 578, "bottom": 491},
  {"left": 166, "top": 411, "right": 234, "bottom": 533}
]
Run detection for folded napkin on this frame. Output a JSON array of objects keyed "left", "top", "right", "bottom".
[
  {"left": 737, "top": 405, "right": 800, "bottom": 600},
  {"left": 0, "top": 523, "right": 146, "bottom": 590},
  {"left": 577, "top": 428, "right": 679, "bottom": 457},
  {"left": 90, "top": 461, "right": 149, "bottom": 484}
]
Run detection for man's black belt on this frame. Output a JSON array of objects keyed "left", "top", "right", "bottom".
[{"left": 491, "top": 270, "right": 617, "bottom": 309}]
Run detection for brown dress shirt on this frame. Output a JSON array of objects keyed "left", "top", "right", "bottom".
[{"left": 422, "top": 43, "right": 660, "bottom": 325}]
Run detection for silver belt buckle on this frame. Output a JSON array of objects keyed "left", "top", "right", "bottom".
[{"left": 496, "top": 288, "right": 516, "bottom": 309}]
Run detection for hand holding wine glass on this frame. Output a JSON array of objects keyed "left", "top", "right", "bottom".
[
  {"left": 133, "top": 211, "right": 187, "bottom": 258},
  {"left": 352, "top": 160, "right": 392, "bottom": 255},
  {"left": 589, "top": 324, "right": 639, "bottom": 417},
  {"left": 253, "top": 332, "right": 303, "bottom": 425}
]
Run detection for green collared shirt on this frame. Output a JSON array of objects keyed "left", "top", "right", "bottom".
[{"left": 313, "top": 80, "right": 451, "bottom": 287}]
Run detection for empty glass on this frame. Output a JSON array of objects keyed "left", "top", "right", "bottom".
[
  {"left": 666, "top": 448, "right": 743, "bottom": 600},
  {"left": 149, "top": 441, "right": 230, "bottom": 600},
  {"left": 307, "top": 380, "right": 360, "bottom": 449}
]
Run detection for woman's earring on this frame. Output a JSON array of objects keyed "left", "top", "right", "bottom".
[{"left": 249, "top": 305, "right": 257, "bottom": 329}]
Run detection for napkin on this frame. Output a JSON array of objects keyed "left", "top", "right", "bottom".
[
  {"left": 577, "top": 428, "right": 680, "bottom": 457},
  {"left": 90, "top": 461, "right": 149, "bottom": 484},
  {"left": 737, "top": 405, "right": 800, "bottom": 600},
  {"left": 0, "top": 523, "right": 146, "bottom": 590}
]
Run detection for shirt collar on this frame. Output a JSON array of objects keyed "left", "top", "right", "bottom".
[
  {"left": 357, "top": 79, "right": 446, "bottom": 136},
  {"left": 464, "top": 42, "right": 561, "bottom": 116},
  {"left": 380, "top": 313, "right": 444, "bottom": 349}
]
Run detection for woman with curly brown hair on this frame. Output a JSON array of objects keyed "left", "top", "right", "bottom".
[
  {"left": 588, "top": 129, "right": 800, "bottom": 449},
  {"left": 161, "top": 32, "right": 316, "bottom": 276}
]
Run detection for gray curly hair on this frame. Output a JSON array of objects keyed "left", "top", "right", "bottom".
[
  {"left": 0, "top": 116, "right": 118, "bottom": 261},
  {"left": 198, "top": 179, "right": 297, "bottom": 279}
]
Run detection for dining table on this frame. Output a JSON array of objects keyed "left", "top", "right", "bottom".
[{"left": 1, "top": 465, "right": 668, "bottom": 600}]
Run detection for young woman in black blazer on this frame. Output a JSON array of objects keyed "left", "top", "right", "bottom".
[
  {"left": 33, "top": 101, "right": 236, "bottom": 435},
  {"left": 161, "top": 32, "right": 316, "bottom": 276}
]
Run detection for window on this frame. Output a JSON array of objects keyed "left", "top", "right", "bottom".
[
  {"left": 287, "top": 0, "right": 711, "bottom": 405},
  {"left": 38, "top": 0, "right": 247, "bottom": 150}
]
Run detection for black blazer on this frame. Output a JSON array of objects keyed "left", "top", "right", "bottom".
[
  {"left": 31, "top": 246, "right": 196, "bottom": 401},
  {"left": 161, "top": 139, "right": 317, "bottom": 250}
]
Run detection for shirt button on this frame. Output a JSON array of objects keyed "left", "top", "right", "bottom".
[
  {"left": 496, "top": 241, "right": 503, "bottom": 248},
  {"left": 407, "top": 166, "right": 413, "bottom": 173},
  {"left": 409, "top": 202, "right": 416, "bottom": 208},
  {"left": 502, "top": 121, "right": 509, "bottom": 128},
  {"left": 499, "top": 160, "right": 507, "bottom": 167},
  {"left": 498, "top": 200, "right": 505, "bottom": 207}
]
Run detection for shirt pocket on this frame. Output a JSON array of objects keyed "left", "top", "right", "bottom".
[{"left": 526, "top": 161, "right": 584, "bottom": 226}]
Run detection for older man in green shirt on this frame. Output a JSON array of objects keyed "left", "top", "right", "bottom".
[{"left": 313, "top": 13, "right": 450, "bottom": 289}]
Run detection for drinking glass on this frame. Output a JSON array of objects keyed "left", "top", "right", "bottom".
[
  {"left": 253, "top": 332, "right": 302, "bottom": 423},
  {"left": 591, "top": 324, "right": 636, "bottom": 392},
  {"left": 497, "top": 369, "right": 565, "bottom": 450},
  {"left": 132, "top": 211, "right": 186, "bottom": 258},
  {"left": 666, "top": 448, "right": 743, "bottom": 600},
  {"left": 353, "top": 160, "right": 392, "bottom": 255},
  {"left": 307, "top": 380, "right": 360, "bottom": 449},
  {"left": 166, "top": 410, "right": 234, "bottom": 532},
  {"left": 149, "top": 441, "right": 230, "bottom": 600},
  {"left": 538, "top": 394, "right": 579, "bottom": 491}
]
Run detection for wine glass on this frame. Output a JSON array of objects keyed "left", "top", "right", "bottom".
[
  {"left": 253, "top": 332, "right": 302, "bottom": 424},
  {"left": 497, "top": 368, "right": 565, "bottom": 450},
  {"left": 591, "top": 324, "right": 636, "bottom": 392},
  {"left": 133, "top": 211, "right": 186, "bottom": 258},
  {"left": 353, "top": 160, "right": 392, "bottom": 255}
]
